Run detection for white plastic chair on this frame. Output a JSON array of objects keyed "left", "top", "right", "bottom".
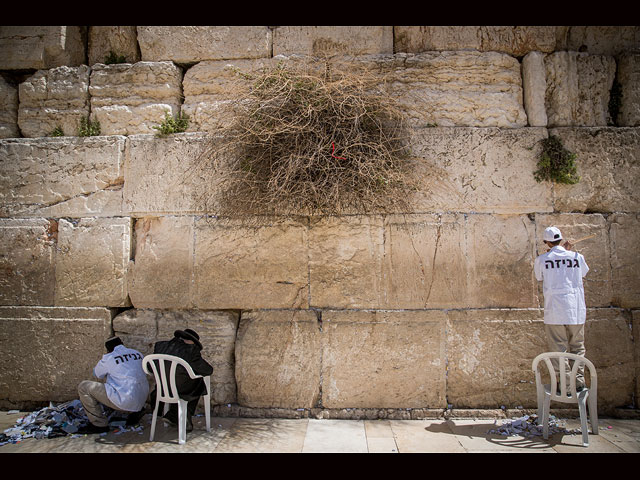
[
  {"left": 532, "top": 352, "right": 598, "bottom": 447},
  {"left": 142, "top": 354, "right": 211, "bottom": 445}
]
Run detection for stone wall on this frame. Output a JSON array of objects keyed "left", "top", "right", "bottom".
[{"left": 1, "top": 26, "right": 639, "bottom": 416}]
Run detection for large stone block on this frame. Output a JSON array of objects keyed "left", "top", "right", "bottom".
[
  {"left": 18, "top": 65, "right": 90, "bottom": 138},
  {"left": 535, "top": 213, "right": 611, "bottom": 307},
  {"left": 309, "top": 213, "right": 537, "bottom": 309},
  {"left": 0, "top": 136, "right": 125, "bottom": 218},
  {"left": 464, "top": 214, "right": 538, "bottom": 308},
  {"left": 273, "top": 26, "right": 393, "bottom": 56},
  {"left": 0, "top": 306, "right": 111, "bottom": 406},
  {"left": 193, "top": 216, "right": 309, "bottom": 309},
  {"left": 632, "top": 310, "right": 640, "bottom": 404},
  {"left": 182, "top": 58, "right": 271, "bottom": 132},
  {"left": 446, "top": 309, "right": 546, "bottom": 408},
  {"left": 618, "top": 54, "right": 640, "bottom": 127},
  {"left": 544, "top": 52, "right": 616, "bottom": 127},
  {"left": 0, "top": 219, "right": 56, "bottom": 306},
  {"left": 408, "top": 127, "right": 552, "bottom": 214},
  {"left": 522, "top": 51, "right": 548, "bottom": 127},
  {"left": 127, "top": 216, "right": 194, "bottom": 309},
  {"left": 123, "top": 133, "right": 212, "bottom": 215},
  {"left": 128, "top": 215, "right": 309, "bottom": 310},
  {"left": 88, "top": 26, "right": 140, "bottom": 66},
  {"left": 89, "top": 62, "right": 183, "bottom": 135},
  {"left": 561, "top": 26, "right": 640, "bottom": 56},
  {"left": 0, "top": 26, "right": 86, "bottom": 70},
  {"left": 321, "top": 310, "right": 446, "bottom": 409},
  {"left": 235, "top": 310, "right": 321, "bottom": 408},
  {"left": 394, "top": 26, "right": 557, "bottom": 56},
  {"left": 364, "top": 52, "right": 527, "bottom": 128},
  {"left": 54, "top": 217, "right": 132, "bottom": 307},
  {"left": 550, "top": 127, "right": 640, "bottom": 213},
  {"left": 112, "top": 308, "right": 239, "bottom": 405},
  {"left": 609, "top": 213, "right": 640, "bottom": 308},
  {"left": 137, "top": 26, "right": 271, "bottom": 63},
  {"left": 0, "top": 76, "right": 19, "bottom": 138},
  {"left": 583, "top": 308, "right": 635, "bottom": 409}
]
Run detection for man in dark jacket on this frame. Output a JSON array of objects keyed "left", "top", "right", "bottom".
[{"left": 150, "top": 329, "right": 213, "bottom": 432}]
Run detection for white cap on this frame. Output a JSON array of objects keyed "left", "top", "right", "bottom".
[{"left": 543, "top": 226, "right": 563, "bottom": 242}]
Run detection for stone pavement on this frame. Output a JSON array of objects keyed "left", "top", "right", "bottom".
[{"left": 1, "top": 410, "right": 640, "bottom": 453}]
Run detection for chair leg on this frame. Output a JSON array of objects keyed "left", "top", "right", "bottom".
[
  {"left": 178, "top": 399, "right": 187, "bottom": 445},
  {"left": 578, "top": 391, "right": 589, "bottom": 447},
  {"left": 204, "top": 394, "right": 211, "bottom": 432},
  {"left": 588, "top": 391, "right": 598, "bottom": 435},
  {"left": 149, "top": 399, "right": 160, "bottom": 442},
  {"left": 542, "top": 394, "right": 550, "bottom": 440}
]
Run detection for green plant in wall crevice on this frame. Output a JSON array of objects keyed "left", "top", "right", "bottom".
[
  {"left": 533, "top": 135, "right": 580, "bottom": 185},
  {"left": 77, "top": 117, "right": 101, "bottom": 137},
  {"left": 153, "top": 110, "right": 189, "bottom": 137}
]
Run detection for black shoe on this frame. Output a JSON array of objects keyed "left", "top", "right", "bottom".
[
  {"left": 78, "top": 423, "right": 110, "bottom": 434},
  {"left": 126, "top": 409, "right": 146, "bottom": 426}
]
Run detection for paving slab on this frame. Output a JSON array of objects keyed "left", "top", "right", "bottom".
[
  {"left": 302, "top": 419, "right": 368, "bottom": 453},
  {"left": 212, "top": 418, "right": 308, "bottom": 453},
  {"left": 390, "top": 419, "right": 467, "bottom": 453}
]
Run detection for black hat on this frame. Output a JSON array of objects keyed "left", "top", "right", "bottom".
[
  {"left": 174, "top": 328, "right": 202, "bottom": 350},
  {"left": 105, "top": 336, "right": 123, "bottom": 353}
]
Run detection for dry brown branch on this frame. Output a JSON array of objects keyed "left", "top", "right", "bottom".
[{"left": 194, "top": 57, "right": 417, "bottom": 216}]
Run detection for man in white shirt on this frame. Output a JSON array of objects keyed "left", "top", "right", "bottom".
[
  {"left": 534, "top": 226, "right": 590, "bottom": 390},
  {"left": 77, "top": 337, "right": 149, "bottom": 434}
]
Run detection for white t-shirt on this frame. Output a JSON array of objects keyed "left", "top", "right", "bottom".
[
  {"left": 534, "top": 245, "right": 589, "bottom": 325},
  {"left": 93, "top": 344, "right": 149, "bottom": 412}
]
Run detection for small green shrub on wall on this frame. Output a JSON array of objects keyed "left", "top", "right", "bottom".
[
  {"left": 153, "top": 110, "right": 189, "bottom": 137},
  {"left": 77, "top": 117, "right": 101, "bottom": 137},
  {"left": 534, "top": 135, "right": 580, "bottom": 185}
]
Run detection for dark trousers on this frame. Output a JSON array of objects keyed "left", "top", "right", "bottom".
[{"left": 149, "top": 387, "right": 199, "bottom": 420}]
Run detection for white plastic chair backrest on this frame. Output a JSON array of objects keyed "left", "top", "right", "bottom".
[
  {"left": 532, "top": 352, "right": 597, "bottom": 400},
  {"left": 142, "top": 354, "right": 202, "bottom": 403}
]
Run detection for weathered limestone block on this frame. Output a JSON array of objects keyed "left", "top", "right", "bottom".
[
  {"left": 446, "top": 309, "right": 546, "bottom": 408},
  {"left": 583, "top": 308, "right": 635, "bottom": 409},
  {"left": 550, "top": 127, "right": 640, "bottom": 213},
  {"left": 112, "top": 308, "right": 239, "bottom": 405},
  {"left": 235, "top": 310, "right": 320, "bottom": 408},
  {"left": 365, "top": 52, "right": 527, "bottom": 128},
  {"left": 394, "top": 26, "right": 557, "bottom": 56},
  {"left": 182, "top": 58, "right": 271, "bottom": 132},
  {"left": 618, "top": 54, "right": 640, "bottom": 127},
  {"left": 0, "top": 136, "right": 125, "bottom": 218},
  {"left": 54, "top": 218, "right": 131, "bottom": 307},
  {"left": 89, "top": 62, "right": 183, "bottom": 135},
  {"left": 0, "top": 76, "right": 19, "bottom": 138},
  {"left": 0, "top": 26, "right": 86, "bottom": 70},
  {"left": 464, "top": 214, "right": 538, "bottom": 308},
  {"left": 18, "top": 65, "right": 90, "bottom": 138},
  {"left": 609, "top": 213, "right": 640, "bottom": 308},
  {"left": 544, "top": 52, "right": 616, "bottom": 126},
  {"left": 137, "top": 26, "right": 271, "bottom": 63},
  {"left": 123, "top": 133, "right": 215, "bottom": 215},
  {"left": 561, "top": 26, "right": 640, "bottom": 56},
  {"left": 383, "top": 214, "right": 467, "bottom": 309},
  {"left": 193, "top": 217, "right": 309, "bottom": 309},
  {"left": 522, "top": 51, "right": 548, "bottom": 127},
  {"left": 321, "top": 310, "right": 446, "bottom": 409},
  {"left": 309, "top": 215, "right": 384, "bottom": 309},
  {"left": 88, "top": 26, "right": 140, "bottom": 66},
  {"left": 127, "top": 216, "right": 194, "bottom": 309},
  {"left": 309, "top": 213, "right": 537, "bottom": 310},
  {"left": 0, "top": 219, "right": 56, "bottom": 306},
  {"left": 273, "top": 26, "right": 393, "bottom": 56},
  {"left": 408, "top": 127, "right": 551, "bottom": 213},
  {"left": 535, "top": 213, "right": 611, "bottom": 307},
  {"left": 0, "top": 306, "right": 111, "bottom": 406}
]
